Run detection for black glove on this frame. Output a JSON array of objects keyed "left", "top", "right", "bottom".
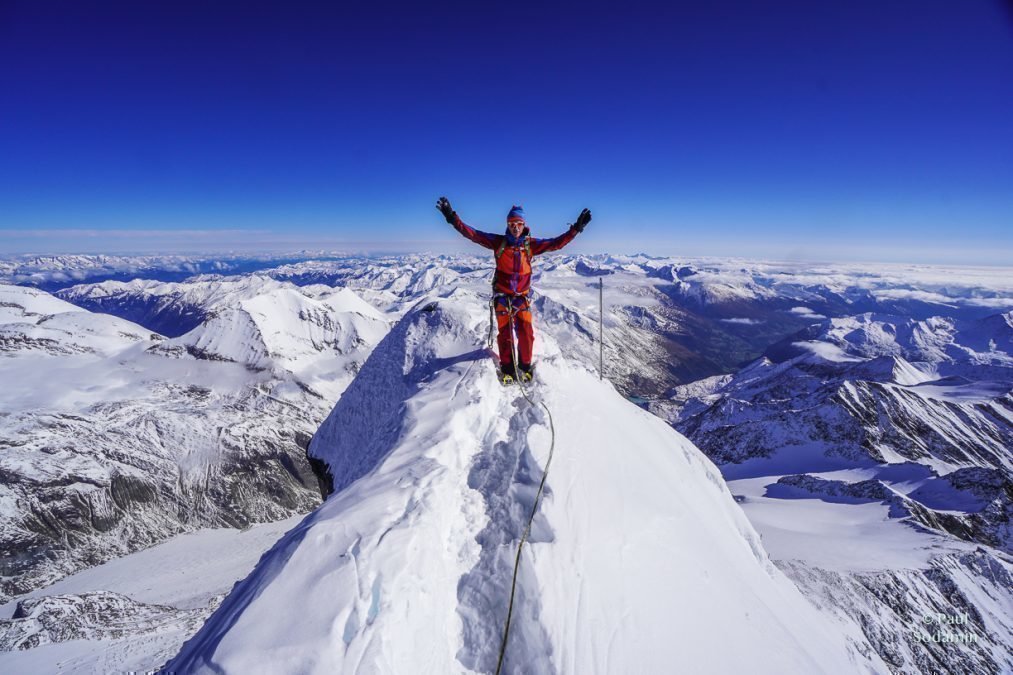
[
  {"left": 572, "top": 208, "right": 592, "bottom": 233},
  {"left": 436, "top": 196, "right": 457, "bottom": 225}
]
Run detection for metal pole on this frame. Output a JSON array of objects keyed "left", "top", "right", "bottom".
[{"left": 599, "top": 277, "right": 603, "bottom": 380}]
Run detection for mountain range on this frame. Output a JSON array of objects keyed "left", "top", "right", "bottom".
[{"left": 0, "top": 253, "right": 1010, "bottom": 673}]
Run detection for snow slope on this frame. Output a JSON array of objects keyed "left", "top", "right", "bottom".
[{"left": 168, "top": 291, "right": 879, "bottom": 674}]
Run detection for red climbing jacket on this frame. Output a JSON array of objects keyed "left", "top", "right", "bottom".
[{"left": 451, "top": 215, "right": 579, "bottom": 296}]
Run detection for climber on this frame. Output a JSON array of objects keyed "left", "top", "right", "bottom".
[{"left": 436, "top": 196, "right": 591, "bottom": 383}]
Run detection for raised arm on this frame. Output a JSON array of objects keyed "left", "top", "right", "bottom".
[
  {"left": 436, "top": 196, "right": 501, "bottom": 250},
  {"left": 530, "top": 208, "right": 592, "bottom": 255}
]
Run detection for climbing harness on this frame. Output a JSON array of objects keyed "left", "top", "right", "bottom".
[
  {"left": 487, "top": 294, "right": 533, "bottom": 383},
  {"left": 494, "top": 303, "right": 556, "bottom": 675}
]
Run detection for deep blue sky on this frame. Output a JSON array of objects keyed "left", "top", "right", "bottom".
[{"left": 1, "top": 0, "right": 1011, "bottom": 263}]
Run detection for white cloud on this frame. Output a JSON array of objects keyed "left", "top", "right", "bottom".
[
  {"left": 790, "top": 306, "right": 827, "bottom": 319},
  {"left": 720, "top": 317, "right": 762, "bottom": 325}
]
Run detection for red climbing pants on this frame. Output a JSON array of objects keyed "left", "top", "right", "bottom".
[{"left": 495, "top": 295, "right": 533, "bottom": 368}]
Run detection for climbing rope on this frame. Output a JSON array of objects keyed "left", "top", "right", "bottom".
[
  {"left": 494, "top": 297, "right": 557, "bottom": 675},
  {"left": 487, "top": 296, "right": 497, "bottom": 349}
]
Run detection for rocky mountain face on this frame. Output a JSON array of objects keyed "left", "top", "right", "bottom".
[
  {"left": 0, "top": 591, "right": 212, "bottom": 651},
  {"left": 667, "top": 313, "right": 1013, "bottom": 549},
  {"left": 0, "top": 281, "right": 388, "bottom": 602},
  {"left": 781, "top": 550, "right": 1012, "bottom": 674}
]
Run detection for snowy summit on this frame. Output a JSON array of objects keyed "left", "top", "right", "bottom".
[{"left": 168, "top": 290, "right": 880, "bottom": 674}]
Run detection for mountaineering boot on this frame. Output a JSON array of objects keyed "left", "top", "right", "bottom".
[
  {"left": 519, "top": 362, "right": 534, "bottom": 383},
  {"left": 499, "top": 362, "right": 516, "bottom": 386}
]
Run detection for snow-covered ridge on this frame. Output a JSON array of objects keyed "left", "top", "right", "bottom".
[{"left": 168, "top": 291, "right": 880, "bottom": 674}]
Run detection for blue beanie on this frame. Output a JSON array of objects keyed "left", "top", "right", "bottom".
[{"left": 507, "top": 205, "right": 526, "bottom": 223}]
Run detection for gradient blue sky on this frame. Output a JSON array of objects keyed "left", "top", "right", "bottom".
[{"left": 1, "top": 0, "right": 1011, "bottom": 263}]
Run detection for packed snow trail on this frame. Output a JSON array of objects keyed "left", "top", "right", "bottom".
[
  {"left": 494, "top": 393, "right": 553, "bottom": 675},
  {"left": 167, "top": 290, "right": 883, "bottom": 674},
  {"left": 494, "top": 299, "right": 558, "bottom": 675}
]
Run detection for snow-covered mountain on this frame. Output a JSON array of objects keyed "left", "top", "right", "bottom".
[
  {"left": 167, "top": 292, "right": 883, "bottom": 674},
  {"left": 0, "top": 285, "right": 155, "bottom": 355},
  {"left": 52, "top": 254, "right": 1013, "bottom": 397},
  {"left": 669, "top": 311, "right": 1012, "bottom": 500},
  {"left": 0, "top": 253, "right": 348, "bottom": 291},
  {"left": 3, "top": 254, "right": 1012, "bottom": 673},
  {"left": 268, "top": 254, "right": 1013, "bottom": 389},
  {"left": 660, "top": 311, "right": 1013, "bottom": 673},
  {"left": 0, "top": 280, "right": 387, "bottom": 604}
]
